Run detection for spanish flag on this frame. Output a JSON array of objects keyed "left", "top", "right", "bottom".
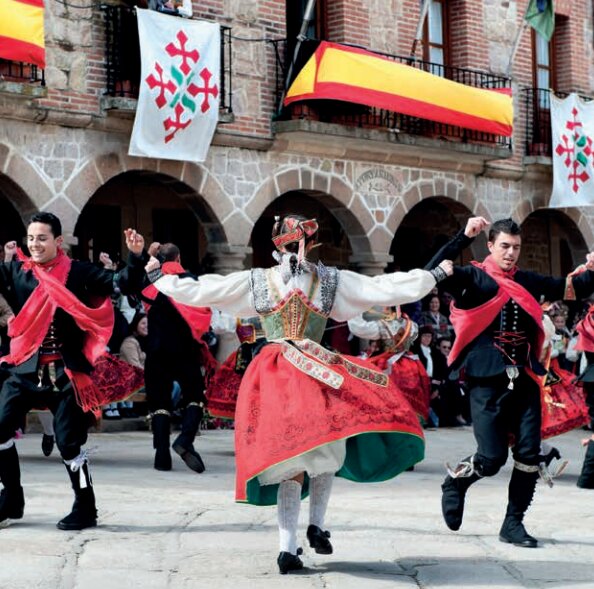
[
  {"left": 0, "top": 0, "right": 45, "bottom": 68},
  {"left": 285, "top": 42, "right": 513, "bottom": 137}
]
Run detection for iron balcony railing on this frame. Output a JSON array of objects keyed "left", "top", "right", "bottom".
[
  {"left": 101, "top": 4, "right": 232, "bottom": 115},
  {"left": 524, "top": 87, "right": 593, "bottom": 157},
  {"left": 272, "top": 39, "right": 512, "bottom": 149},
  {"left": 0, "top": 59, "right": 45, "bottom": 86}
]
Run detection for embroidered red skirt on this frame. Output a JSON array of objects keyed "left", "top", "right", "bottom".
[
  {"left": 541, "top": 358, "right": 589, "bottom": 439},
  {"left": 367, "top": 352, "right": 430, "bottom": 422},
  {"left": 92, "top": 354, "right": 145, "bottom": 405},
  {"left": 234, "top": 342, "right": 425, "bottom": 506},
  {"left": 206, "top": 350, "right": 242, "bottom": 419}
]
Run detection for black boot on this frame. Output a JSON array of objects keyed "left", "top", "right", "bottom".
[
  {"left": 577, "top": 440, "right": 594, "bottom": 489},
  {"left": 172, "top": 404, "right": 205, "bottom": 474},
  {"left": 152, "top": 412, "right": 172, "bottom": 471},
  {"left": 0, "top": 444, "right": 25, "bottom": 525},
  {"left": 307, "top": 524, "right": 333, "bottom": 554},
  {"left": 57, "top": 459, "right": 97, "bottom": 531},
  {"left": 42, "top": 434, "right": 55, "bottom": 457},
  {"left": 441, "top": 456, "right": 481, "bottom": 531},
  {"left": 499, "top": 466, "right": 538, "bottom": 548},
  {"left": 277, "top": 548, "right": 303, "bottom": 574}
]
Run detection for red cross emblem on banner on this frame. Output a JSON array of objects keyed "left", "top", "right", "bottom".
[
  {"left": 555, "top": 107, "right": 593, "bottom": 193},
  {"left": 145, "top": 30, "right": 219, "bottom": 144}
]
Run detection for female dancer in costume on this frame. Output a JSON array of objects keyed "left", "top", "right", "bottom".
[{"left": 145, "top": 214, "right": 452, "bottom": 573}]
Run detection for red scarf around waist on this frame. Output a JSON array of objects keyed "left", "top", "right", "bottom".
[
  {"left": 1, "top": 249, "right": 114, "bottom": 414},
  {"left": 448, "top": 255, "right": 545, "bottom": 366}
]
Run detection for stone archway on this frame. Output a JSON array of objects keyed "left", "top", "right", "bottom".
[
  {"left": 249, "top": 191, "right": 357, "bottom": 269},
  {"left": 389, "top": 196, "right": 479, "bottom": 271},
  {"left": 244, "top": 167, "right": 383, "bottom": 273},
  {"left": 63, "top": 152, "right": 234, "bottom": 240},
  {"left": 74, "top": 170, "right": 228, "bottom": 275},
  {"left": 0, "top": 172, "right": 38, "bottom": 247},
  {"left": 519, "top": 209, "right": 588, "bottom": 276}
]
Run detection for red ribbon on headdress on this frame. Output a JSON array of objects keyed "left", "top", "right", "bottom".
[
  {"left": 272, "top": 217, "right": 319, "bottom": 263},
  {"left": 1, "top": 248, "right": 114, "bottom": 414}
]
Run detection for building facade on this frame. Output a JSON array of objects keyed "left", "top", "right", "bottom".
[{"left": 0, "top": 0, "right": 592, "bottom": 275}]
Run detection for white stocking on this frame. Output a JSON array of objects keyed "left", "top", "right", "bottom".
[
  {"left": 309, "top": 472, "right": 333, "bottom": 529},
  {"left": 277, "top": 479, "right": 302, "bottom": 554},
  {"left": 38, "top": 412, "right": 54, "bottom": 436}
]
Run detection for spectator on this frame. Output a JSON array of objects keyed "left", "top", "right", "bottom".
[
  {"left": 436, "top": 337, "right": 469, "bottom": 427},
  {"left": 421, "top": 295, "right": 453, "bottom": 337},
  {"left": 412, "top": 325, "right": 442, "bottom": 427}
]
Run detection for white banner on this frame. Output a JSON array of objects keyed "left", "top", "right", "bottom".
[
  {"left": 129, "top": 9, "right": 220, "bottom": 163},
  {"left": 550, "top": 93, "right": 594, "bottom": 208}
]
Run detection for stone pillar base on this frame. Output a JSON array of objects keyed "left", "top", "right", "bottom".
[
  {"left": 208, "top": 244, "right": 252, "bottom": 275},
  {"left": 348, "top": 253, "right": 393, "bottom": 276}
]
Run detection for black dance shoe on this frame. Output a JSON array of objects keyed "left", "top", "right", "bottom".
[
  {"left": 172, "top": 441, "right": 205, "bottom": 473},
  {"left": 306, "top": 524, "right": 333, "bottom": 554},
  {"left": 499, "top": 517, "right": 538, "bottom": 548},
  {"left": 41, "top": 434, "right": 55, "bottom": 457},
  {"left": 277, "top": 548, "right": 303, "bottom": 574}
]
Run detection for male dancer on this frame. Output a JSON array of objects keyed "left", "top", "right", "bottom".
[
  {"left": 0, "top": 212, "right": 146, "bottom": 530},
  {"left": 141, "top": 242, "right": 214, "bottom": 473},
  {"left": 427, "top": 217, "right": 594, "bottom": 547}
]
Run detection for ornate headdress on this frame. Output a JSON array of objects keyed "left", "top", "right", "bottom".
[{"left": 271, "top": 215, "right": 319, "bottom": 264}]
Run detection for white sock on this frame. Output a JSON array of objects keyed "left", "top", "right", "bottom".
[
  {"left": 277, "top": 479, "right": 302, "bottom": 554},
  {"left": 309, "top": 472, "right": 333, "bottom": 529},
  {"left": 38, "top": 412, "right": 54, "bottom": 436}
]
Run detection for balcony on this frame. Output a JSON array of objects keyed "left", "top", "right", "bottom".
[
  {"left": 100, "top": 5, "right": 233, "bottom": 120},
  {"left": 0, "top": 58, "right": 46, "bottom": 97},
  {"left": 524, "top": 88, "right": 593, "bottom": 160},
  {"left": 272, "top": 40, "right": 512, "bottom": 168}
]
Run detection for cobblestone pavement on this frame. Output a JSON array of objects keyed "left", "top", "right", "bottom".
[{"left": 1, "top": 426, "right": 593, "bottom": 589}]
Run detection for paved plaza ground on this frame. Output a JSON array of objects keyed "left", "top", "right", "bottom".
[{"left": 1, "top": 426, "right": 593, "bottom": 589}]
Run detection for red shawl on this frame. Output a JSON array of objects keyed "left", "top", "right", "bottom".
[
  {"left": 575, "top": 303, "right": 594, "bottom": 353},
  {"left": 448, "top": 255, "right": 545, "bottom": 366},
  {"left": 0, "top": 249, "right": 114, "bottom": 413},
  {"left": 142, "top": 261, "right": 218, "bottom": 379}
]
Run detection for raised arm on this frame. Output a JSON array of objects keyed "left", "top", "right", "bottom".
[{"left": 424, "top": 216, "right": 489, "bottom": 269}]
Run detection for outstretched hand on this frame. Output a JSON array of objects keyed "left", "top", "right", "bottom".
[
  {"left": 464, "top": 216, "right": 489, "bottom": 238},
  {"left": 438, "top": 259, "right": 454, "bottom": 277},
  {"left": 145, "top": 256, "right": 161, "bottom": 274},
  {"left": 124, "top": 229, "right": 145, "bottom": 255}
]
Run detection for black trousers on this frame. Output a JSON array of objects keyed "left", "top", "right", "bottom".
[
  {"left": 0, "top": 363, "right": 92, "bottom": 461},
  {"left": 144, "top": 350, "right": 206, "bottom": 413},
  {"left": 468, "top": 370, "right": 541, "bottom": 477}
]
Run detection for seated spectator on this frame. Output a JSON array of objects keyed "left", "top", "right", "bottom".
[
  {"left": 435, "top": 337, "right": 469, "bottom": 427},
  {"left": 412, "top": 325, "right": 442, "bottom": 427}
]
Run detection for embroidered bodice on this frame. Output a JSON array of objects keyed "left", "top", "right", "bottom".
[{"left": 250, "top": 266, "right": 339, "bottom": 343}]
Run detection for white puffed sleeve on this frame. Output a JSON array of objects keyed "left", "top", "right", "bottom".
[
  {"left": 331, "top": 269, "right": 435, "bottom": 322},
  {"left": 153, "top": 270, "right": 257, "bottom": 318},
  {"left": 347, "top": 314, "right": 382, "bottom": 340}
]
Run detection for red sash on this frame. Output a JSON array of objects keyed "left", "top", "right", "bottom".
[
  {"left": 448, "top": 255, "right": 544, "bottom": 366},
  {"left": 1, "top": 249, "right": 114, "bottom": 414}
]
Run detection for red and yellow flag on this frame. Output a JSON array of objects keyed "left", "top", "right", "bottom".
[
  {"left": 285, "top": 42, "right": 513, "bottom": 137},
  {"left": 0, "top": 0, "right": 45, "bottom": 68}
]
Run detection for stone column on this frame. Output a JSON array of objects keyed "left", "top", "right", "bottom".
[
  {"left": 348, "top": 253, "right": 393, "bottom": 276},
  {"left": 208, "top": 244, "right": 252, "bottom": 275}
]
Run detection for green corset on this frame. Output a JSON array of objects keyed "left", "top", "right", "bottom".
[{"left": 260, "top": 292, "right": 329, "bottom": 342}]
